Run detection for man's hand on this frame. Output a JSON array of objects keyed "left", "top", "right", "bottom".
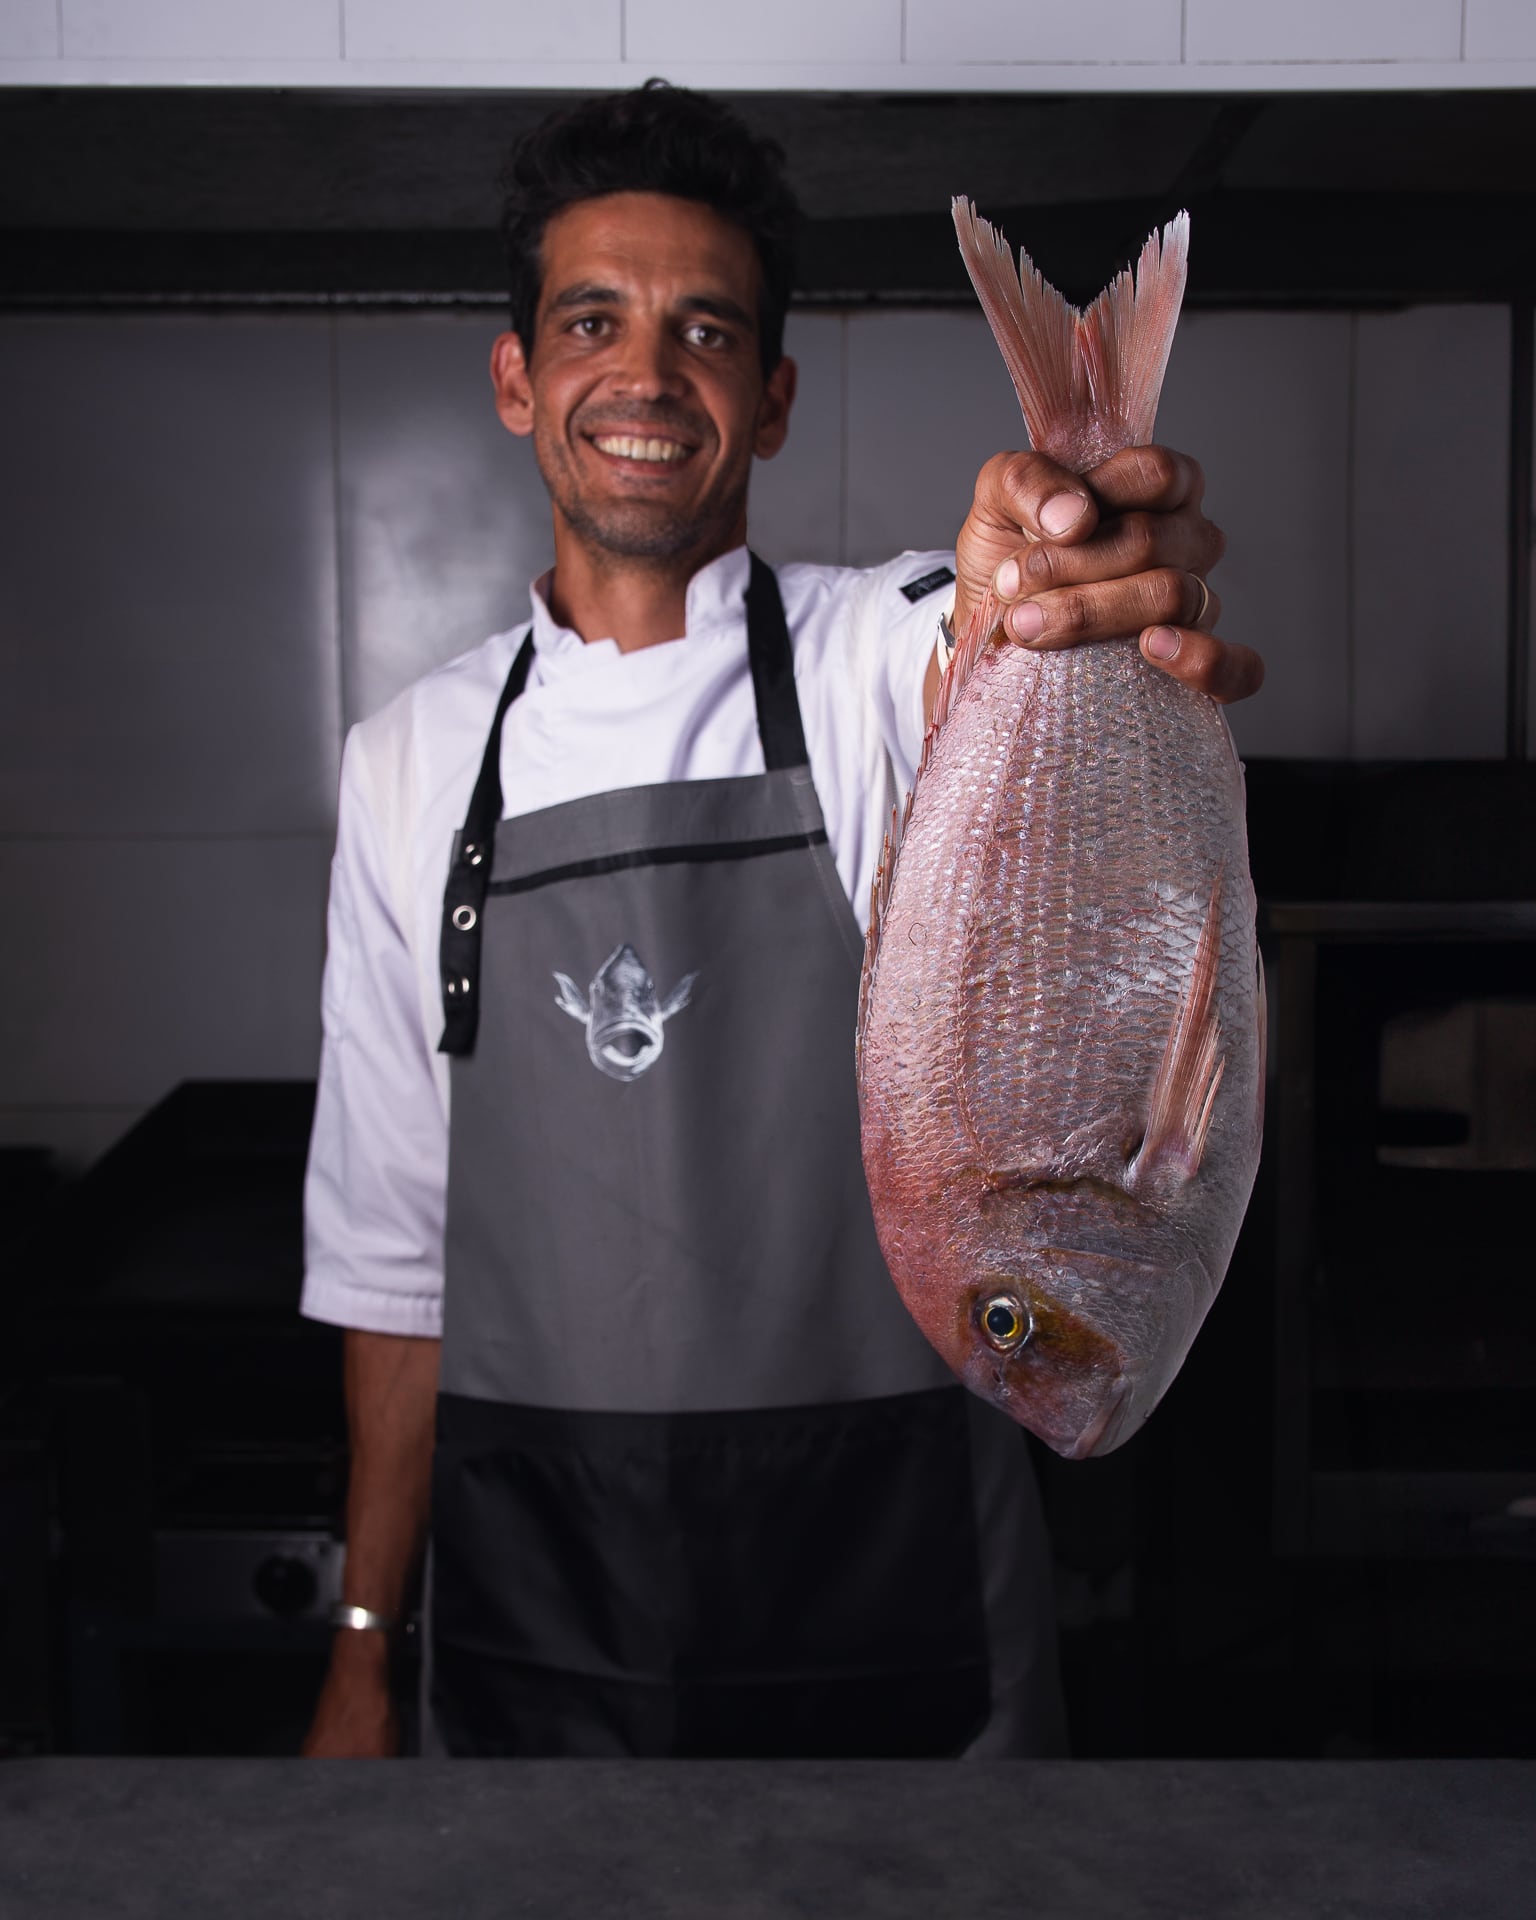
[
  {"left": 948, "top": 444, "right": 1263, "bottom": 706},
  {"left": 301, "top": 1628, "right": 401, "bottom": 1758}
]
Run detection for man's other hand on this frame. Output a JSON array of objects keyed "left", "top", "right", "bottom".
[
  {"left": 301, "top": 1628, "right": 400, "bottom": 1758},
  {"left": 950, "top": 444, "right": 1263, "bottom": 705}
]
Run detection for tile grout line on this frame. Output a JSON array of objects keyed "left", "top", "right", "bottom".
[
  {"left": 328, "top": 309, "right": 352, "bottom": 752},
  {"left": 838, "top": 313, "right": 850, "bottom": 567},
  {"left": 1344, "top": 312, "right": 1358, "bottom": 759}
]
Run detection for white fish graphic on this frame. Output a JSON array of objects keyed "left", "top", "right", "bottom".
[{"left": 553, "top": 943, "right": 699, "bottom": 1082}]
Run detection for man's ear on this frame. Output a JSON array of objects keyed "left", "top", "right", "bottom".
[
  {"left": 491, "top": 331, "right": 535, "bottom": 438},
  {"left": 752, "top": 354, "right": 797, "bottom": 461}
]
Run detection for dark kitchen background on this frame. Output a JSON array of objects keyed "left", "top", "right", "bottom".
[{"left": 2, "top": 72, "right": 1533, "bottom": 1760}]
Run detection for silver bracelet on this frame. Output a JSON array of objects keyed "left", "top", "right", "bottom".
[{"left": 330, "top": 1602, "right": 396, "bottom": 1632}]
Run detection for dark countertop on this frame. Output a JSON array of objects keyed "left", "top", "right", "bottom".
[{"left": 2, "top": 1759, "right": 1532, "bottom": 1918}]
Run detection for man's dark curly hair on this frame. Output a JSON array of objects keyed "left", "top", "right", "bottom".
[{"left": 500, "top": 80, "right": 800, "bottom": 377}]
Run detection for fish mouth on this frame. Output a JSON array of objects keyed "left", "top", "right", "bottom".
[
  {"left": 588, "top": 1016, "right": 664, "bottom": 1080},
  {"left": 1056, "top": 1376, "right": 1133, "bottom": 1459}
]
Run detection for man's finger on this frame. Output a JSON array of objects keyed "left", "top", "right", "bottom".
[
  {"left": 1140, "top": 626, "right": 1265, "bottom": 704},
  {"left": 995, "top": 511, "right": 1224, "bottom": 600},
  {"left": 974, "top": 450, "right": 1100, "bottom": 548},
  {"left": 999, "top": 569, "right": 1219, "bottom": 647},
  {"left": 1086, "top": 444, "right": 1206, "bottom": 516}
]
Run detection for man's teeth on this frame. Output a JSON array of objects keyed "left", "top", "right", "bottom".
[{"left": 593, "top": 435, "right": 690, "bottom": 463}]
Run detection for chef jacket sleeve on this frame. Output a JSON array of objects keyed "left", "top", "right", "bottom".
[
  {"left": 300, "top": 720, "right": 447, "bottom": 1339},
  {"left": 849, "top": 550, "right": 957, "bottom": 793}
]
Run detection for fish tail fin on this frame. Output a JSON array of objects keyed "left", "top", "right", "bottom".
[
  {"left": 1131, "top": 868, "right": 1226, "bottom": 1189},
  {"left": 952, "top": 197, "right": 1189, "bottom": 455}
]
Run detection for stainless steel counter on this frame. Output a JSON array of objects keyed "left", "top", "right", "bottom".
[{"left": 2, "top": 1758, "right": 1531, "bottom": 1918}]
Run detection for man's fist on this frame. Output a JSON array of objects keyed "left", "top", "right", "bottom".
[{"left": 951, "top": 443, "right": 1263, "bottom": 706}]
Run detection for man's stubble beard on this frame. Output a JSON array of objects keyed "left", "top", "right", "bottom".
[{"left": 535, "top": 424, "right": 750, "bottom": 568}]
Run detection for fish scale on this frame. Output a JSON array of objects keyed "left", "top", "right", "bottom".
[{"left": 857, "top": 205, "right": 1263, "bottom": 1459}]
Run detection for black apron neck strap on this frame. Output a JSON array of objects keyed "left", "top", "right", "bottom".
[
  {"left": 440, "top": 555, "right": 805, "bottom": 1055},
  {"left": 439, "top": 628, "right": 533, "bottom": 1055},
  {"left": 745, "top": 551, "right": 808, "bottom": 772}
]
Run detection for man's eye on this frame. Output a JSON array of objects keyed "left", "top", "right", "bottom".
[
  {"left": 683, "top": 323, "right": 727, "bottom": 348},
  {"left": 571, "top": 315, "right": 610, "bottom": 338}
]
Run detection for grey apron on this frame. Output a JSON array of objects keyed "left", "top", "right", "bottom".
[{"left": 430, "top": 555, "right": 1064, "bottom": 1757}]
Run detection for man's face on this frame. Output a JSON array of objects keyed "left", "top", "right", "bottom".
[{"left": 491, "top": 192, "right": 795, "bottom": 566}]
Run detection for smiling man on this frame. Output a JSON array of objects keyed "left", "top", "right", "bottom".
[{"left": 300, "top": 81, "right": 1259, "bottom": 1762}]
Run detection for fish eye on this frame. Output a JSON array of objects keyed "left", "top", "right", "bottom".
[{"left": 978, "top": 1293, "right": 1032, "bottom": 1354}]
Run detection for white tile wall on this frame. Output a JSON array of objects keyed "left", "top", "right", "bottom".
[
  {"left": 334, "top": 311, "right": 553, "bottom": 726},
  {"left": 0, "top": 0, "right": 59, "bottom": 59},
  {"left": 343, "top": 0, "right": 619, "bottom": 62},
  {"left": 746, "top": 314, "right": 845, "bottom": 568},
  {"left": 0, "top": 836, "right": 330, "bottom": 1108},
  {"left": 0, "top": 315, "right": 342, "bottom": 838},
  {"left": 61, "top": 0, "right": 341, "bottom": 61},
  {"left": 625, "top": 0, "right": 901, "bottom": 65},
  {"left": 1185, "top": 0, "right": 1463, "bottom": 65},
  {"left": 1350, "top": 305, "right": 1509, "bottom": 758},
  {"left": 1465, "top": 0, "right": 1536, "bottom": 61},
  {"left": 1158, "top": 314, "right": 1355, "bottom": 760},
  {"left": 905, "top": 0, "right": 1181, "bottom": 66},
  {"left": 6, "top": 0, "right": 1536, "bottom": 83}
]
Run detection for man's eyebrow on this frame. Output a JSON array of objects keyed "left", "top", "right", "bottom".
[
  {"left": 679, "top": 293, "right": 755, "bottom": 331},
  {"left": 544, "top": 284, "right": 756, "bottom": 332},
  {"left": 546, "top": 283, "right": 624, "bottom": 314}
]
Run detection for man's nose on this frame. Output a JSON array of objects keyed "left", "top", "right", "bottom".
[{"left": 609, "top": 323, "right": 687, "bottom": 399}]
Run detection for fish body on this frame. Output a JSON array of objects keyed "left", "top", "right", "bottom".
[{"left": 855, "top": 205, "right": 1263, "bottom": 1459}]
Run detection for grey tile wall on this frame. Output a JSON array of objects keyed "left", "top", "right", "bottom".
[
  {"left": 843, "top": 308, "right": 1020, "bottom": 567},
  {"left": 0, "top": 298, "right": 1519, "bottom": 1170},
  {"left": 0, "top": 315, "right": 342, "bottom": 837},
  {"left": 1351, "top": 305, "right": 1509, "bottom": 758},
  {"left": 747, "top": 314, "right": 845, "bottom": 569},
  {"left": 334, "top": 310, "right": 548, "bottom": 725},
  {"left": 1158, "top": 312, "right": 1355, "bottom": 760},
  {"left": 0, "top": 835, "right": 330, "bottom": 1104}
]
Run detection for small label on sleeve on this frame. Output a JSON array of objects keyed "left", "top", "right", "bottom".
[{"left": 899, "top": 565, "right": 956, "bottom": 605}]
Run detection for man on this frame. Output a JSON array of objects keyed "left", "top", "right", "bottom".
[{"left": 301, "top": 82, "right": 1257, "bottom": 1760}]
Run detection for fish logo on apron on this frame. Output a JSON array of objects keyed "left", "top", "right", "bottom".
[{"left": 553, "top": 942, "right": 699, "bottom": 1082}]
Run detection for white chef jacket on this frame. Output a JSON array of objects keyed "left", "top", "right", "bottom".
[{"left": 301, "top": 543, "right": 955, "bottom": 1338}]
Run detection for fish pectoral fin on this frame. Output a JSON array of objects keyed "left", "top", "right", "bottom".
[
  {"left": 552, "top": 972, "right": 589, "bottom": 1022},
  {"left": 658, "top": 971, "right": 699, "bottom": 1021},
  {"left": 1131, "top": 871, "right": 1226, "bottom": 1189}
]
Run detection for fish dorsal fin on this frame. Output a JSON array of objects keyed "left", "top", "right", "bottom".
[
  {"left": 1130, "top": 870, "right": 1226, "bottom": 1190},
  {"left": 951, "top": 197, "right": 1189, "bottom": 466}
]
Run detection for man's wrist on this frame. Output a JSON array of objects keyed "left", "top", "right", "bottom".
[{"left": 331, "top": 1602, "right": 396, "bottom": 1633}]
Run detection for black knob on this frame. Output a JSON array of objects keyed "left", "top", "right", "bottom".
[{"left": 253, "top": 1553, "right": 319, "bottom": 1617}]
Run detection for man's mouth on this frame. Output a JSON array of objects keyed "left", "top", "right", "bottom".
[{"left": 588, "top": 433, "right": 694, "bottom": 466}]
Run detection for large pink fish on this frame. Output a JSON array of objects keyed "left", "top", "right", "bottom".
[{"left": 856, "top": 203, "right": 1264, "bottom": 1459}]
